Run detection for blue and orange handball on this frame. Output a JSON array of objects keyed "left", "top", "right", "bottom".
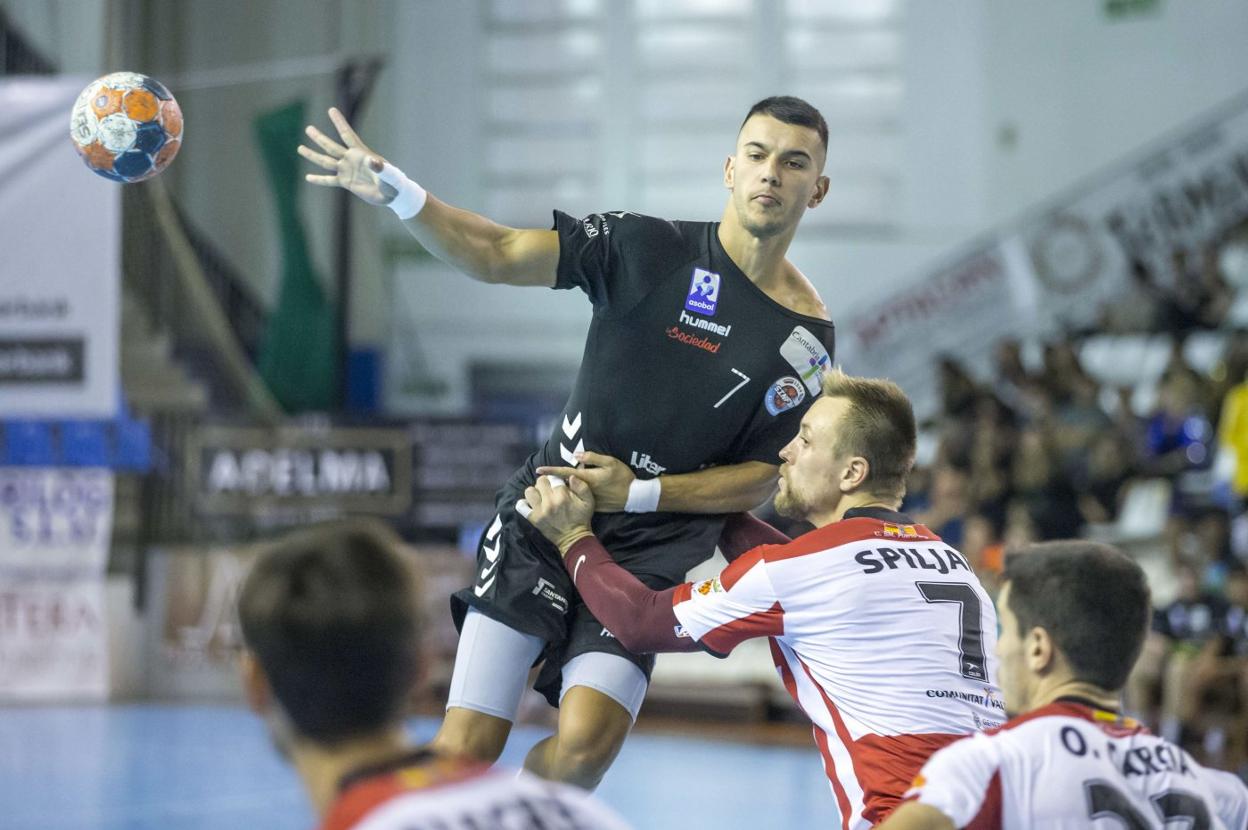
[{"left": 69, "top": 72, "right": 183, "bottom": 183}]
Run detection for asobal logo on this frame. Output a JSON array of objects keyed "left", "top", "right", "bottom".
[{"left": 684, "top": 268, "right": 721, "bottom": 316}]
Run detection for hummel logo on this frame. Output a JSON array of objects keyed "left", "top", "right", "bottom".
[
  {"left": 474, "top": 515, "right": 504, "bottom": 596},
  {"left": 560, "top": 410, "right": 584, "bottom": 465}
]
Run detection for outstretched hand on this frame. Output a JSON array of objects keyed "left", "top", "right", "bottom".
[
  {"left": 536, "top": 451, "right": 635, "bottom": 512},
  {"left": 298, "top": 107, "right": 395, "bottom": 206},
  {"left": 516, "top": 475, "right": 596, "bottom": 555}
]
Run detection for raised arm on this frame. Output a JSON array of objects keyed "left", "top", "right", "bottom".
[
  {"left": 300, "top": 108, "right": 558, "bottom": 287},
  {"left": 536, "top": 451, "right": 777, "bottom": 514}
]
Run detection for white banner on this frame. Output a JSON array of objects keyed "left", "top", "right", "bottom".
[
  {"left": 840, "top": 91, "right": 1248, "bottom": 414},
  {"left": 0, "top": 467, "right": 112, "bottom": 700},
  {"left": 0, "top": 467, "right": 114, "bottom": 578},
  {"left": 0, "top": 77, "right": 120, "bottom": 417},
  {"left": 0, "top": 580, "right": 108, "bottom": 699}
]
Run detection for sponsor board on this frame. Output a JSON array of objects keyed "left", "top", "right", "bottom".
[
  {"left": 190, "top": 425, "right": 412, "bottom": 516},
  {"left": 1, "top": 77, "right": 119, "bottom": 416}
]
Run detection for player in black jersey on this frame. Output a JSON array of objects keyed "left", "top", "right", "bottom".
[{"left": 300, "top": 96, "right": 836, "bottom": 789}]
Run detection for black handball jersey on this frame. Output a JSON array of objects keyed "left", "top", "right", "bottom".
[
  {"left": 454, "top": 210, "right": 835, "bottom": 658},
  {"left": 540, "top": 210, "right": 834, "bottom": 572}
]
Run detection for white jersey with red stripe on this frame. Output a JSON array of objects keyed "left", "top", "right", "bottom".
[
  {"left": 670, "top": 510, "right": 1003, "bottom": 828},
  {"left": 320, "top": 751, "right": 631, "bottom": 830},
  {"left": 904, "top": 700, "right": 1248, "bottom": 829}
]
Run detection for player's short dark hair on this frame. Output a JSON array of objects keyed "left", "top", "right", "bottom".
[
  {"left": 1003, "top": 541, "right": 1150, "bottom": 691},
  {"left": 741, "top": 96, "right": 829, "bottom": 152},
  {"left": 238, "top": 521, "right": 422, "bottom": 745},
  {"left": 821, "top": 368, "right": 916, "bottom": 500}
]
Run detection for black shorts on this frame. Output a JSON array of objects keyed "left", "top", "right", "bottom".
[{"left": 450, "top": 474, "right": 724, "bottom": 708}]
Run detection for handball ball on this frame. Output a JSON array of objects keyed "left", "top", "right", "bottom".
[{"left": 69, "top": 71, "right": 183, "bottom": 183}]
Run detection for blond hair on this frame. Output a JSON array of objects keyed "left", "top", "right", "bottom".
[{"left": 820, "top": 368, "right": 917, "bottom": 500}]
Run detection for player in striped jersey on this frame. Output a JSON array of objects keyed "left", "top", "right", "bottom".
[
  {"left": 520, "top": 369, "right": 1002, "bottom": 827},
  {"left": 878, "top": 541, "right": 1248, "bottom": 830},
  {"left": 236, "top": 522, "right": 629, "bottom": 830}
]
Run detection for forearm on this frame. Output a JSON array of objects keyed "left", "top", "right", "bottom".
[
  {"left": 563, "top": 536, "right": 699, "bottom": 653},
  {"left": 718, "top": 512, "right": 790, "bottom": 562},
  {"left": 655, "top": 461, "right": 778, "bottom": 513},
  {"left": 400, "top": 196, "right": 557, "bottom": 287}
]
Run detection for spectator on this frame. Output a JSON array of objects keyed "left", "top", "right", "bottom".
[
  {"left": 937, "top": 355, "right": 979, "bottom": 421},
  {"left": 1128, "top": 564, "right": 1227, "bottom": 749},
  {"left": 914, "top": 464, "right": 970, "bottom": 547},
  {"left": 1219, "top": 364, "right": 1248, "bottom": 508},
  {"left": 1101, "top": 258, "right": 1181, "bottom": 333},
  {"left": 1009, "top": 426, "right": 1081, "bottom": 539},
  {"left": 1075, "top": 431, "right": 1137, "bottom": 525}
]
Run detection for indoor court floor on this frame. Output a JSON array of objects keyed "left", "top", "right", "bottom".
[{"left": 1, "top": 704, "right": 832, "bottom": 829}]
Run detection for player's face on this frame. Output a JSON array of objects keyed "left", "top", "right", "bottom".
[
  {"left": 994, "top": 583, "right": 1032, "bottom": 716},
  {"left": 776, "top": 396, "right": 847, "bottom": 522},
  {"left": 725, "top": 114, "right": 829, "bottom": 239}
]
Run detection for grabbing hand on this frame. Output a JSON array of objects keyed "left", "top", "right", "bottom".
[
  {"left": 299, "top": 107, "right": 394, "bottom": 206},
  {"left": 536, "top": 451, "right": 635, "bottom": 512},
  {"left": 515, "top": 475, "right": 596, "bottom": 555}
]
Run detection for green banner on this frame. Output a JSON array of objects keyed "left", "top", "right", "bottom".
[{"left": 254, "top": 101, "right": 335, "bottom": 411}]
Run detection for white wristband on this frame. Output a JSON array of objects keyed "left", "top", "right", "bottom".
[
  {"left": 625, "top": 477, "right": 661, "bottom": 513},
  {"left": 378, "top": 161, "right": 427, "bottom": 220}
]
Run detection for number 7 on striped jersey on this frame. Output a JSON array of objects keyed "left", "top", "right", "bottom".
[{"left": 916, "top": 581, "right": 989, "bottom": 682}]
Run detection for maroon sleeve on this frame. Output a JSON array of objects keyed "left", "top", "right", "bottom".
[
  {"left": 717, "top": 513, "right": 791, "bottom": 562},
  {"left": 563, "top": 536, "right": 701, "bottom": 654}
]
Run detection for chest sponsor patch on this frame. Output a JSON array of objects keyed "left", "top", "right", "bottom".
[
  {"left": 685, "top": 268, "right": 721, "bottom": 316},
  {"left": 780, "top": 325, "right": 830, "bottom": 395},
  {"left": 764, "top": 376, "right": 805, "bottom": 416}
]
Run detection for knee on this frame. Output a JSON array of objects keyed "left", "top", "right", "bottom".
[
  {"left": 432, "top": 712, "right": 510, "bottom": 763},
  {"left": 550, "top": 716, "right": 630, "bottom": 786}
]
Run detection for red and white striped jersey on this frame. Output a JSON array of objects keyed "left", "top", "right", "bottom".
[
  {"left": 671, "top": 511, "right": 1003, "bottom": 828},
  {"left": 904, "top": 700, "right": 1248, "bottom": 829},
  {"left": 320, "top": 751, "right": 630, "bottom": 830}
]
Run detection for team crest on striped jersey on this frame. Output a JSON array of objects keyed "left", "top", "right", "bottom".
[
  {"left": 877, "top": 523, "right": 928, "bottom": 540},
  {"left": 693, "top": 577, "right": 724, "bottom": 597}
]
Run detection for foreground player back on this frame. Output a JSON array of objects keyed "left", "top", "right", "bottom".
[{"left": 906, "top": 699, "right": 1248, "bottom": 829}]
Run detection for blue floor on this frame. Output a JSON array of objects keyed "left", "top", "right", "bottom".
[{"left": 0, "top": 705, "right": 832, "bottom": 829}]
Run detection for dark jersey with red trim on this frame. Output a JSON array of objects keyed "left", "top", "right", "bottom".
[
  {"left": 670, "top": 507, "right": 1002, "bottom": 829},
  {"left": 904, "top": 700, "right": 1248, "bottom": 829},
  {"left": 471, "top": 211, "right": 835, "bottom": 596},
  {"left": 319, "top": 750, "right": 629, "bottom": 830}
]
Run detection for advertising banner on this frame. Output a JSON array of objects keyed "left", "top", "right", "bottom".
[
  {"left": 840, "top": 91, "right": 1248, "bottom": 414},
  {"left": 0, "top": 77, "right": 120, "bottom": 417},
  {"left": 0, "top": 467, "right": 113, "bottom": 700}
]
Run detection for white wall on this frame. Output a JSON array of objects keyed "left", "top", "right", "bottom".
[
  {"left": 982, "top": 0, "right": 1248, "bottom": 218},
  {"left": 10, "top": 0, "right": 1248, "bottom": 413},
  {"left": 1, "top": 0, "right": 108, "bottom": 73}
]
